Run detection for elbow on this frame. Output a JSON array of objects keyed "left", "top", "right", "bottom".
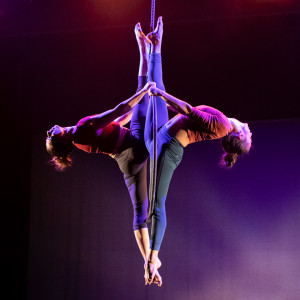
[{"left": 183, "top": 104, "right": 193, "bottom": 115}]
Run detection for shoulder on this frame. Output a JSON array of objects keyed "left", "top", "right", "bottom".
[{"left": 194, "top": 105, "right": 225, "bottom": 115}]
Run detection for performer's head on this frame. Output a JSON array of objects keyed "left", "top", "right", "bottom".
[
  {"left": 220, "top": 120, "right": 252, "bottom": 168},
  {"left": 46, "top": 125, "right": 74, "bottom": 171}
]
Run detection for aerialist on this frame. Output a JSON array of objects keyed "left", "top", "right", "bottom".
[
  {"left": 46, "top": 22, "right": 163, "bottom": 286},
  {"left": 144, "top": 16, "right": 252, "bottom": 284}
]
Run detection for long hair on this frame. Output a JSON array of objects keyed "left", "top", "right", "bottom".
[
  {"left": 220, "top": 132, "right": 251, "bottom": 168},
  {"left": 46, "top": 136, "right": 74, "bottom": 172}
]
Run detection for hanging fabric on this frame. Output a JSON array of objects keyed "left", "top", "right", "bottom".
[{"left": 147, "top": 0, "right": 157, "bottom": 222}]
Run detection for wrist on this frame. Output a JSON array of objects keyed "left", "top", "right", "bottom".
[
  {"left": 140, "top": 89, "right": 147, "bottom": 95},
  {"left": 159, "top": 90, "right": 165, "bottom": 98},
  {"left": 153, "top": 89, "right": 163, "bottom": 97}
]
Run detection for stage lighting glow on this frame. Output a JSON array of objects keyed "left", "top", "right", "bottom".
[
  {"left": 245, "top": 0, "right": 292, "bottom": 4},
  {"left": 90, "top": 0, "right": 142, "bottom": 19}
]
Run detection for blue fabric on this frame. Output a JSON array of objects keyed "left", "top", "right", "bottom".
[
  {"left": 147, "top": 126, "right": 184, "bottom": 250},
  {"left": 115, "top": 76, "right": 149, "bottom": 230},
  {"left": 144, "top": 54, "right": 169, "bottom": 145},
  {"left": 144, "top": 53, "right": 184, "bottom": 251},
  {"left": 130, "top": 76, "right": 149, "bottom": 140}
]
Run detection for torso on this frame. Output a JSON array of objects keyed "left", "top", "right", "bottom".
[
  {"left": 73, "top": 121, "right": 131, "bottom": 156},
  {"left": 165, "top": 105, "right": 232, "bottom": 146},
  {"left": 165, "top": 115, "right": 190, "bottom": 147}
]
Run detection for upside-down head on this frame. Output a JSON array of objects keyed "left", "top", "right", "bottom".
[
  {"left": 220, "top": 122, "right": 252, "bottom": 168},
  {"left": 46, "top": 125, "right": 74, "bottom": 172}
]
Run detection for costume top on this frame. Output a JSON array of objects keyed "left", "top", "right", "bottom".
[
  {"left": 182, "top": 105, "right": 232, "bottom": 143},
  {"left": 72, "top": 119, "right": 130, "bottom": 155}
]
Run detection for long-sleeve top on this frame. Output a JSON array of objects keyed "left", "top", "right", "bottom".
[
  {"left": 150, "top": 105, "right": 232, "bottom": 251},
  {"left": 182, "top": 105, "right": 232, "bottom": 142}
]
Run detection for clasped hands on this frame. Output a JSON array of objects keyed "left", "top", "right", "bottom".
[{"left": 141, "top": 81, "right": 163, "bottom": 97}]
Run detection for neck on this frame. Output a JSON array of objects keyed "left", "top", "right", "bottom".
[
  {"left": 63, "top": 126, "right": 75, "bottom": 140},
  {"left": 228, "top": 118, "right": 241, "bottom": 133}
]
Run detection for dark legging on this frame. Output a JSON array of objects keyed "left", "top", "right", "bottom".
[
  {"left": 119, "top": 54, "right": 168, "bottom": 231},
  {"left": 115, "top": 76, "right": 150, "bottom": 230},
  {"left": 145, "top": 53, "right": 184, "bottom": 251},
  {"left": 146, "top": 125, "right": 183, "bottom": 250}
]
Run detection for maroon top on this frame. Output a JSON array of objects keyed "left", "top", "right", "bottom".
[
  {"left": 181, "top": 105, "right": 232, "bottom": 143},
  {"left": 72, "top": 120, "right": 129, "bottom": 155}
]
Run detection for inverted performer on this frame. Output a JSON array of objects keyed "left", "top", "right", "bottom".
[
  {"left": 144, "top": 16, "right": 253, "bottom": 284},
  {"left": 46, "top": 23, "right": 163, "bottom": 286}
]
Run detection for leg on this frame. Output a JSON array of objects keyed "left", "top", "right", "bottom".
[
  {"left": 116, "top": 145, "right": 162, "bottom": 282},
  {"left": 143, "top": 17, "right": 169, "bottom": 286},
  {"left": 150, "top": 129, "right": 184, "bottom": 251},
  {"left": 130, "top": 23, "right": 150, "bottom": 140},
  {"left": 145, "top": 129, "right": 184, "bottom": 285},
  {"left": 144, "top": 16, "right": 169, "bottom": 152},
  {"left": 115, "top": 147, "right": 149, "bottom": 255},
  {"left": 125, "top": 24, "right": 150, "bottom": 259},
  {"left": 124, "top": 24, "right": 163, "bottom": 280}
]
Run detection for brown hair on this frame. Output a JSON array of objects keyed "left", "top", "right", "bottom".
[
  {"left": 46, "top": 136, "right": 74, "bottom": 172},
  {"left": 220, "top": 132, "right": 251, "bottom": 168}
]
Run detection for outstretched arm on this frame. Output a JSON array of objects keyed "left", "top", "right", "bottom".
[
  {"left": 114, "top": 110, "right": 133, "bottom": 126},
  {"left": 150, "top": 87, "right": 193, "bottom": 115},
  {"left": 77, "top": 82, "right": 156, "bottom": 129}
]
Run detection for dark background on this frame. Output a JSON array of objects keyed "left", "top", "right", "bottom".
[{"left": 1, "top": 1, "right": 299, "bottom": 299}]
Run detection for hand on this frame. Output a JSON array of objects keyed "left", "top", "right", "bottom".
[
  {"left": 149, "top": 86, "right": 162, "bottom": 97},
  {"left": 144, "top": 259, "right": 162, "bottom": 287},
  {"left": 141, "top": 81, "right": 156, "bottom": 93}
]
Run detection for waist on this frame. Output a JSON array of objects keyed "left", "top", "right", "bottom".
[
  {"left": 109, "top": 128, "right": 130, "bottom": 158},
  {"left": 165, "top": 114, "right": 191, "bottom": 146},
  {"left": 159, "top": 125, "right": 184, "bottom": 148}
]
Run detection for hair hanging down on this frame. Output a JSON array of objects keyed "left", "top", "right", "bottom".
[
  {"left": 220, "top": 132, "right": 251, "bottom": 168},
  {"left": 46, "top": 136, "right": 74, "bottom": 172},
  {"left": 48, "top": 155, "right": 72, "bottom": 172}
]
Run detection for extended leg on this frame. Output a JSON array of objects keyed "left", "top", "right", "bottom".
[
  {"left": 144, "top": 16, "right": 169, "bottom": 150},
  {"left": 130, "top": 23, "right": 150, "bottom": 140},
  {"left": 144, "top": 17, "right": 168, "bottom": 286},
  {"left": 150, "top": 132, "right": 183, "bottom": 250}
]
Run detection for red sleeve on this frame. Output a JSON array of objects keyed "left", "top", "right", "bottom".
[{"left": 186, "top": 106, "right": 231, "bottom": 135}]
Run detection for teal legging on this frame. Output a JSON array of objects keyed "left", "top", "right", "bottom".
[{"left": 145, "top": 53, "right": 184, "bottom": 251}]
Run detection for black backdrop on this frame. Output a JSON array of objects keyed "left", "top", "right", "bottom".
[{"left": 1, "top": 1, "right": 300, "bottom": 299}]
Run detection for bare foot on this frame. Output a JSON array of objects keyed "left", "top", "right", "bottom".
[
  {"left": 152, "top": 269, "right": 163, "bottom": 287},
  {"left": 156, "top": 257, "right": 162, "bottom": 269},
  {"left": 144, "top": 261, "right": 162, "bottom": 287},
  {"left": 134, "top": 22, "right": 150, "bottom": 53},
  {"left": 146, "top": 16, "right": 163, "bottom": 47}
]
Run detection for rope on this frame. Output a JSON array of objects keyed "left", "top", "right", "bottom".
[
  {"left": 150, "top": 0, "right": 156, "bottom": 32},
  {"left": 147, "top": 0, "right": 157, "bottom": 222}
]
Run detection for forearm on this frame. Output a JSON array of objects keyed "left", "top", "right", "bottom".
[
  {"left": 157, "top": 89, "right": 193, "bottom": 115},
  {"left": 115, "top": 89, "right": 148, "bottom": 116},
  {"left": 78, "top": 89, "right": 148, "bottom": 129},
  {"left": 114, "top": 110, "right": 133, "bottom": 126}
]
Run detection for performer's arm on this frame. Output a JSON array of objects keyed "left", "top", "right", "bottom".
[
  {"left": 77, "top": 82, "right": 155, "bottom": 129},
  {"left": 150, "top": 87, "right": 230, "bottom": 133},
  {"left": 150, "top": 86, "right": 193, "bottom": 115},
  {"left": 114, "top": 110, "right": 133, "bottom": 126},
  {"left": 166, "top": 104, "right": 180, "bottom": 114}
]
